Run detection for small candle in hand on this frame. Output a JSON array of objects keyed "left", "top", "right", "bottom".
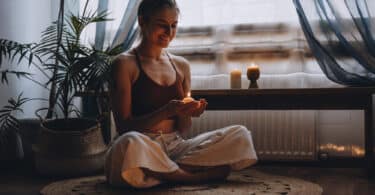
[
  {"left": 182, "top": 92, "right": 194, "bottom": 103},
  {"left": 230, "top": 69, "right": 242, "bottom": 89},
  {"left": 182, "top": 92, "right": 201, "bottom": 108}
]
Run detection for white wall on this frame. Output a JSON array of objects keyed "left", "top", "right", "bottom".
[{"left": 0, "top": 0, "right": 53, "bottom": 118}]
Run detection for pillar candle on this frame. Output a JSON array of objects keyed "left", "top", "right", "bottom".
[{"left": 230, "top": 69, "right": 242, "bottom": 89}]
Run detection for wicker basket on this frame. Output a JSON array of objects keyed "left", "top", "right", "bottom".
[{"left": 33, "top": 118, "right": 107, "bottom": 176}]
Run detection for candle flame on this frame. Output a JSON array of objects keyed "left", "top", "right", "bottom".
[
  {"left": 248, "top": 63, "right": 260, "bottom": 70},
  {"left": 187, "top": 92, "right": 191, "bottom": 97}
]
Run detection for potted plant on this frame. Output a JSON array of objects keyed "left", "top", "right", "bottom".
[
  {"left": 0, "top": 94, "right": 31, "bottom": 168},
  {"left": 0, "top": 0, "right": 123, "bottom": 176}
]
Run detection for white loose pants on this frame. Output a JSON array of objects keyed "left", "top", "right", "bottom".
[{"left": 105, "top": 125, "right": 257, "bottom": 188}]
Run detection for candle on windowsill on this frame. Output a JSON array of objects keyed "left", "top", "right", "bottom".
[
  {"left": 247, "top": 63, "right": 260, "bottom": 80},
  {"left": 230, "top": 69, "right": 242, "bottom": 89},
  {"left": 247, "top": 63, "right": 260, "bottom": 88}
]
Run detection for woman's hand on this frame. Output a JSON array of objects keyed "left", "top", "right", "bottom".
[
  {"left": 164, "top": 99, "right": 207, "bottom": 118},
  {"left": 190, "top": 99, "right": 207, "bottom": 117}
]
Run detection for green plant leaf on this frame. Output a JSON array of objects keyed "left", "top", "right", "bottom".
[
  {"left": 0, "top": 93, "right": 31, "bottom": 133},
  {"left": 0, "top": 70, "right": 32, "bottom": 85},
  {"left": 0, "top": 39, "right": 36, "bottom": 66}
]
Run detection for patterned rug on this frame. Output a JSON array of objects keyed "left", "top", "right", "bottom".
[{"left": 40, "top": 169, "right": 322, "bottom": 195}]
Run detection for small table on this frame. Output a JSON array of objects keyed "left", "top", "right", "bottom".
[{"left": 191, "top": 87, "right": 375, "bottom": 177}]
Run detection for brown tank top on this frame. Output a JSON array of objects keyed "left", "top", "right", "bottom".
[{"left": 131, "top": 49, "right": 185, "bottom": 117}]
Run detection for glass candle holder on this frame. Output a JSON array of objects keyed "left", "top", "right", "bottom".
[{"left": 247, "top": 64, "right": 260, "bottom": 89}]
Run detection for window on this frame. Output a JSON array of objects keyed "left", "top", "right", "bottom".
[
  {"left": 177, "top": 0, "right": 299, "bottom": 26},
  {"left": 78, "top": 0, "right": 323, "bottom": 77},
  {"left": 170, "top": 0, "right": 323, "bottom": 76}
]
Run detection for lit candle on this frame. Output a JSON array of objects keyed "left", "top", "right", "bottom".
[
  {"left": 247, "top": 63, "right": 260, "bottom": 81},
  {"left": 230, "top": 69, "right": 242, "bottom": 89},
  {"left": 182, "top": 92, "right": 194, "bottom": 103}
]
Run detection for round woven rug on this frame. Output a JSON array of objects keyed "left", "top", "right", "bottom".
[{"left": 40, "top": 169, "right": 322, "bottom": 195}]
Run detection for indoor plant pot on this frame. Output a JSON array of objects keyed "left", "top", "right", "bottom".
[{"left": 33, "top": 118, "right": 107, "bottom": 176}]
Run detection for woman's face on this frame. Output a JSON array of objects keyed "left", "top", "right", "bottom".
[{"left": 140, "top": 7, "right": 179, "bottom": 48}]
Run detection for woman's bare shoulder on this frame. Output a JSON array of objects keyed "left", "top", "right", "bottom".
[
  {"left": 112, "top": 51, "right": 137, "bottom": 72},
  {"left": 111, "top": 51, "right": 139, "bottom": 83},
  {"left": 113, "top": 51, "right": 136, "bottom": 65},
  {"left": 168, "top": 53, "right": 190, "bottom": 72}
]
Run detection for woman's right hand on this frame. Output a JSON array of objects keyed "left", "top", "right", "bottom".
[{"left": 164, "top": 99, "right": 200, "bottom": 117}]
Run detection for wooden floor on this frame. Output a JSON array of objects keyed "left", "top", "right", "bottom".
[
  {"left": 0, "top": 161, "right": 374, "bottom": 195},
  {"left": 257, "top": 165, "right": 375, "bottom": 195}
]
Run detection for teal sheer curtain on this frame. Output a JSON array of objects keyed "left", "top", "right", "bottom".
[
  {"left": 94, "top": 0, "right": 140, "bottom": 51},
  {"left": 294, "top": 0, "right": 375, "bottom": 86},
  {"left": 84, "top": 0, "right": 140, "bottom": 142}
]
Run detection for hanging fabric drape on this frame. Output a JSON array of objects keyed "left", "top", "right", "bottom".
[
  {"left": 82, "top": 0, "right": 141, "bottom": 142},
  {"left": 293, "top": 0, "right": 375, "bottom": 86},
  {"left": 78, "top": 0, "right": 140, "bottom": 130},
  {"left": 95, "top": 0, "right": 140, "bottom": 51}
]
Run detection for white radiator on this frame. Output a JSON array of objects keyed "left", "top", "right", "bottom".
[{"left": 186, "top": 110, "right": 317, "bottom": 160}]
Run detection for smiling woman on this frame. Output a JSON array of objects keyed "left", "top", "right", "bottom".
[
  {"left": 137, "top": 0, "right": 179, "bottom": 48},
  {"left": 105, "top": 0, "right": 257, "bottom": 189}
]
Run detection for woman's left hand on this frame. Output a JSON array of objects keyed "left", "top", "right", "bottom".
[{"left": 191, "top": 98, "right": 207, "bottom": 117}]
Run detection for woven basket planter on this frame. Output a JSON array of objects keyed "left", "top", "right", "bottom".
[{"left": 33, "top": 118, "right": 107, "bottom": 177}]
